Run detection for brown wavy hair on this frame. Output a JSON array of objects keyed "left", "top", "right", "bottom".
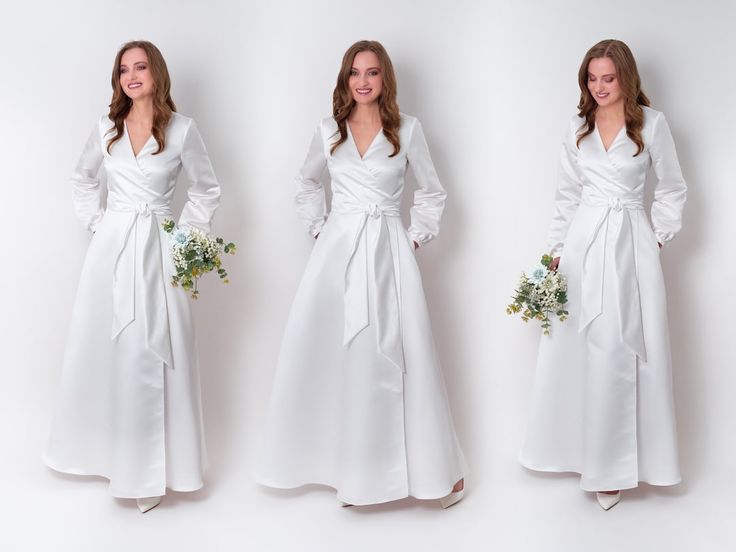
[
  {"left": 331, "top": 40, "right": 401, "bottom": 157},
  {"left": 106, "top": 40, "right": 176, "bottom": 155},
  {"left": 576, "top": 39, "right": 650, "bottom": 156}
]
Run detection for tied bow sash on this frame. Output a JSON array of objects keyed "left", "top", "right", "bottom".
[
  {"left": 579, "top": 194, "right": 647, "bottom": 361},
  {"left": 341, "top": 203, "right": 404, "bottom": 372},
  {"left": 110, "top": 201, "right": 174, "bottom": 367}
]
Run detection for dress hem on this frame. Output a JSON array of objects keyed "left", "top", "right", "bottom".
[
  {"left": 518, "top": 456, "right": 681, "bottom": 491},
  {"left": 255, "top": 473, "right": 467, "bottom": 506},
  {"left": 44, "top": 455, "right": 204, "bottom": 498}
]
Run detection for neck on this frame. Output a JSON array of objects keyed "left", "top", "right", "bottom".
[
  {"left": 128, "top": 98, "right": 154, "bottom": 124},
  {"left": 350, "top": 102, "right": 381, "bottom": 124},
  {"left": 596, "top": 100, "right": 625, "bottom": 121}
]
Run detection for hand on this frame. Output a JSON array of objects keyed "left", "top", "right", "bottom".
[
  {"left": 413, "top": 241, "right": 419, "bottom": 250},
  {"left": 658, "top": 242, "right": 662, "bottom": 249},
  {"left": 314, "top": 233, "right": 319, "bottom": 240},
  {"left": 549, "top": 256, "right": 560, "bottom": 271}
]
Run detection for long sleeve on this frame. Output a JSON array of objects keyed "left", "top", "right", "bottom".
[
  {"left": 179, "top": 119, "right": 221, "bottom": 233},
  {"left": 649, "top": 112, "right": 687, "bottom": 245},
  {"left": 295, "top": 124, "right": 328, "bottom": 237},
  {"left": 71, "top": 123, "right": 105, "bottom": 232},
  {"left": 406, "top": 119, "right": 446, "bottom": 247},
  {"left": 547, "top": 119, "right": 584, "bottom": 257}
]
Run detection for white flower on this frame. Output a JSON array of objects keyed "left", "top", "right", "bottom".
[
  {"left": 527, "top": 263, "right": 549, "bottom": 285},
  {"left": 171, "top": 228, "right": 191, "bottom": 247}
]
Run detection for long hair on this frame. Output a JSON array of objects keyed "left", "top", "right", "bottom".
[
  {"left": 106, "top": 40, "right": 176, "bottom": 155},
  {"left": 331, "top": 40, "right": 401, "bottom": 157},
  {"left": 576, "top": 39, "right": 650, "bottom": 156}
]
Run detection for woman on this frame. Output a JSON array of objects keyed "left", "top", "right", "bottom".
[
  {"left": 519, "top": 39, "right": 687, "bottom": 510},
  {"left": 45, "top": 41, "right": 221, "bottom": 513},
  {"left": 256, "top": 40, "right": 467, "bottom": 507}
]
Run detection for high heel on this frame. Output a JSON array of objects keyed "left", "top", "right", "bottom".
[
  {"left": 136, "top": 496, "right": 162, "bottom": 513},
  {"left": 596, "top": 491, "right": 621, "bottom": 511},
  {"left": 440, "top": 488, "right": 464, "bottom": 508}
]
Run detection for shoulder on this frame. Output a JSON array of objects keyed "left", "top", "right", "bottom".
[
  {"left": 166, "top": 112, "right": 199, "bottom": 147},
  {"left": 642, "top": 105, "right": 664, "bottom": 122},
  {"left": 307, "top": 117, "right": 336, "bottom": 143},
  {"left": 398, "top": 113, "right": 421, "bottom": 144},
  {"left": 170, "top": 111, "right": 195, "bottom": 132},
  {"left": 568, "top": 113, "right": 585, "bottom": 133},
  {"left": 641, "top": 105, "right": 668, "bottom": 142},
  {"left": 400, "top": 112, "right": 418, "bottom": 127},
  {"left": 97, "top": 115, "right": 114, "bottom": 138},
  {"left": 316, "top": 116, "right": 338, "bottom": 137}
]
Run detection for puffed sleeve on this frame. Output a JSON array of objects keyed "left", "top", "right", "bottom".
[
  {"left": 546, "top": 119, "right": 584, "bottom": 257},
  {"left": 294, "top": 123, "right": 328, "bottom": 237},
  {"left": 406, "top": 119, "right": 447, "bottom": 247},
  {"left": 649, "top": 112, "right": 687, "bottom": 245},
  {"left": 71, "top": 123, "right": 105, "bottom": 232},
  {"left": 178, "top": 119, "right": 221, "bottom": 234}
]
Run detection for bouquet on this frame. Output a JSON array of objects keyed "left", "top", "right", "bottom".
[
  {"left": 162, "top": 218, "right": 236, "bottom": 299},
  {"left": 507, "top": 254, "right": 568, "bottom": 335}
]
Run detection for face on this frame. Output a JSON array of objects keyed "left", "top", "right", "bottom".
[
  {"left": 348, "top": 50, "right": 383, "bottom": 105},
  {"left": 119, "top": 47, "right": 154, "bottom": 101},
  {"left": 587, "top": 56, "right": 623, "bottom": 107}
]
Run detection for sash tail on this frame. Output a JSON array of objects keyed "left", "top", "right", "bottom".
[
  {"left": 342, "top": 203, "right": 404, "bottom": 372},
  {"left": 110, "top": 201, "right": 174, "bottom": 367},
  {"left": 578, "top": 196, "right": 647, "bottom": 362}
]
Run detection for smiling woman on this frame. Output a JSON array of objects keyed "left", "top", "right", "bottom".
[
  {"left": 44, "top": 40, "right": 222, "bottom": 514},
  {"left": 256, "top": 40, "right": 468, "bottom": 508},
  {"left": 519, "top": 39, "right": 687, "bottom": 511}
]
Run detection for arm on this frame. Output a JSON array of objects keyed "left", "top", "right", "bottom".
[
  {"left": 179, "top": 120, "right": 221, "bottom": 233},
  {"left": 406, "top": 119, "right": 447, "bottom": 248},
  {"left": 71, "top": 123, "right": 105, "bottom": 232},
  {"left": 295, "top": 123, "right": 328, "bottom": 237},
  {"left": 547, "top": 120, "right": 584, "bottom": 259},
  {"left": 649, "top": 113, "right": 687, "bottom": 246}
]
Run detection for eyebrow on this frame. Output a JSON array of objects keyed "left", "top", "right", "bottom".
[
  {"left": 588, "top": 73, "right": 616, "bottom": 78},
  {"left": 120, "top": 61, "right": 148, "bottom": 68},
  {"left": 351, "top": 66, "right": 381, "bottom": 71}
]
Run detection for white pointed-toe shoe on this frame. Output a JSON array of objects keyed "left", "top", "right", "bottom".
[
  {"left": 440, "top": 489, "right": 464, "bottom": 509},
  {"left": 136, "top": 496, "right": 162, "bottom": 513},
  {"left": 596, "top": 491, "right": 621, "bottom": 511}
]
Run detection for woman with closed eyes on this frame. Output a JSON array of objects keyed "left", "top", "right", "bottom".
[{"left": 519, "top": 39, "right": 687, "bottom": 510}]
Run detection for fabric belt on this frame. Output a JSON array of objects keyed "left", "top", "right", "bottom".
[
  {"left": 109, "top": 201, "right": 173, "bottom": 367},
  {"left": 579, "top": 196, "right": 646, "bottom": 361},
  {"left": 339, "top": 203, "right": 404, "bottom": 372}
]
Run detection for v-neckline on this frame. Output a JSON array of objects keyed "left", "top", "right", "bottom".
[
  {"left": 595, "top": 123, "right": 625, "bottom": 153},
  {"left": 124, "top": 120, "right": 154, "bottom": 159},
  {"left": 347, "top": 121, "right": 382, "bottom": 160}
]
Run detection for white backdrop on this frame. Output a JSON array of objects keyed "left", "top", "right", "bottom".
[{"left": 1, "top": 0, "right": 735, "bottom": 550}]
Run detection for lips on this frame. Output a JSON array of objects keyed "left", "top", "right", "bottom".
[
  {"left": 128, "top": 82, "right": 142, "bottom": 89},
  {"left": 355, "top": 88, "right": 372, "bottom": 95}
]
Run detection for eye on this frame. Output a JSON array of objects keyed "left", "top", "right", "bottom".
[
  {"left": 604, "top": 77, "right": 615, "bottom": 83},
  {"left": 135, "top": 64, "right": 147, "bottom": 71},
  {"left": 120, "top": 67, "right": 128, "bottom": 74},
  {"left": 368, "top": 70, "right": 379, "bottom": 76},
  {"left": 588, "top": 75, "right": 596, "bottom": 82},
  {"left": 350, "top": 69, "right": 358, "bottom": 76}
]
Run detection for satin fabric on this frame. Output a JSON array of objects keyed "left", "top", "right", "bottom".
[
  {"left": 45, "top": 113, "right": 220, "bottom": 498},
  {"left": 520, "top": 107, "right": 687, "bottom": 491},
  {"left": 256, "top": 114, "right": 467, "bottom": 505}
]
